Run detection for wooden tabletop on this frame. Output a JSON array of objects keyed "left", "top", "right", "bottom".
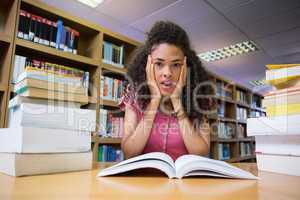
[{"left": 0, "top": 163, "right": 299, "bottom": 200}]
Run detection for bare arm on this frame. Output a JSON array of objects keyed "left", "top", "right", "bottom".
[
  {"left": 121, "top": 99, "right": 160, "bottom": 159},
  {"left": 121, "top": 55, "right": 162, "bottom": 159},
  {"left": 173, "top": 99, "right": 210, "bottom": 156}
]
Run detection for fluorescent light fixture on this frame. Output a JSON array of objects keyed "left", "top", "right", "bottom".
[
  {"left": 76, "top": 0, "right": 103, "bottom": 8},
  {"left": 198, "top": 41, "right": 259, "bottom": 62},
  {"left": 249, "top": 79, "right": 266, "bottom": 87}
]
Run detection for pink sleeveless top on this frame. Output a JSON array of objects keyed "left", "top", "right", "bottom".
[{"left": 119, "top": 85, "right": 188, "bottom": 161}]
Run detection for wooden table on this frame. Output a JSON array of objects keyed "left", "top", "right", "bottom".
[{"left": 0, "top": 163, "right": 299, "bottom": 200}]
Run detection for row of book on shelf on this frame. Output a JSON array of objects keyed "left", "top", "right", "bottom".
[
  {"left": 18, "top": 10, "right": 79, "bottom": 54},
  {"left": 236, "top": 89, "right": 248, "bottom": 103},
  {"left": 102, "top": 41, "right": 125, "bottom": 68},
  {"left": 98, "top": 145, "right": 124, "bottom": 162},
  {"left": 212, "top": 122, "right": 248, "bottom": 139},
  {"left": 100, "top": 75, "right": 124, "bottom": 102},
  {"left": 99, "top": 108, "right": 124, "bottom": 138},
  {"left": 218, "top": 142, "right": 253, "bottom": 161},
  {"left": 247, "top": 63, "right": 300, "bottom": 176},
  {"left": 216, "top": 81, "right": 233, "bottom": 99}
]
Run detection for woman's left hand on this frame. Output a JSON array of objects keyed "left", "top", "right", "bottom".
[{"left": 170, "top": 56, "right": 187, "bottom": 102}]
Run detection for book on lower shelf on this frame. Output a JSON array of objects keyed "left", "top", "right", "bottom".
[
  {"left": 218, "top": 143, "right": 231, "bottom": 160},
  {"left": 97, "top": 152, "right": 257, "bottom": 179},
  {"left": 240, "top": 142, "right": 252, "bottom": 157},
  {"left": 98, "top": 145, "right": 124, "bottom": 162},
  {"left": 99, "top": 108, "right": 124, "bottom": 138},
  {"left": 100, "top": 75, "right": 124, "bottom": 102}
]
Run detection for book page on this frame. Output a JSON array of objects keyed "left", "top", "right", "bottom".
[
  {"left": 97, "top": 159, "right": 176, "bottom": 178},
  {"left": 175, "top": 155, "right": 257, "bottom": 179},
  {"left": 97, "top": 152, "right": 176, "bottom": 178},
  {"left": 107, "top": 152, "right": 175, "bottom": 170}
]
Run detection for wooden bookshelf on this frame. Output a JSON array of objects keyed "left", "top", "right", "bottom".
[{"left": 209, "top": 73, "right": 265, "bottom": 162}]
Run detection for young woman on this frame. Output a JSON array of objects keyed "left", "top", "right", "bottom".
[{"left": 119, "top": 21, "right": 215, "bottom": 160}]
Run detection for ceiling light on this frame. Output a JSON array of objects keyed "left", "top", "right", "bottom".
[
  {"left": 249, "top": 79, "right": 266, "bottom": 87},
  {"left": 198, "top": 41, "right": 259, "bottom": 62},
  {"left": 76, "top": 0, "right": 104, "bottom": 8}
]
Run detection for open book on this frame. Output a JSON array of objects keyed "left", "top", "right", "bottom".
[{"left": 97, "top": 152, "right": 257, "bottom": 179}]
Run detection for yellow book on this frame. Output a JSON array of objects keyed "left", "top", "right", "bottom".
[
  {"left": 266, "top": 64, "right": 300, "bottom": 87},
  {"left": 266, "top": 103, "right": 300, "bottom": 117},
  {"left": 266, "top": 64, "right": 300, "bottom": 70}
]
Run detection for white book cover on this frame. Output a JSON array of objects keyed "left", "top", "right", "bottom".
[
  {"left": 8, "top": 95, "right": 81, "bottom": 109},
  {"left": 256, "top": 153, "right": 300, "bottom": 176},
  {"left": 8, "top": 102, "right": 96, "bottom": 132},
  {"left": 247, "top": 115, "right": 300, "bottom": 136},
  {"left": 97, "top": 152, "right": 257, "bottom": 179},
  {"left": 0, "top": 127, "right": 91, "bottom": 153},
  {"left": 255, "top": 135, "right": 300, "bottom": 156},
  {"left": 0, "top": 151, "right": 92, "bottom": 177}
]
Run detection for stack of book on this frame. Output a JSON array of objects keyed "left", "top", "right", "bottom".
[
  {"left": 12, "top": 55, "right": 89, "bottom": 104},
  {"left": 247, "top": 63, "right": 300, "bottom": 176},
  {"left": 0, "top": 55, "right": 95, "bottom": 176}
]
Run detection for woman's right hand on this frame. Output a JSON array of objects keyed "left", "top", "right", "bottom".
[{"left": 146, "top": 55, "right": 161, "bottom": 102}]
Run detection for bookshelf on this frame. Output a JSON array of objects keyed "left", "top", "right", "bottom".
[
  {"left": 0, "top": 0, "right": 140, "bottom": 164},
  {"left": 0, "top": 0, "right": 265, "bottom": 164},
  {"left": 209, "top": 73, "right": 265, "bottom": 162}
]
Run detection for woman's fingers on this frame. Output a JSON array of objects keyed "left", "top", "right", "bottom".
[
  {"left": 146, "top": 55, "right": 151, "bottom": 81},
  {"left": 183, "top": 56, "right": 187, "bottom": 86}
]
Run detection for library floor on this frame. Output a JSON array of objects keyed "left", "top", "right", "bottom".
[{"left": 0, "top": 163, "right": 299, "bottom": 200}]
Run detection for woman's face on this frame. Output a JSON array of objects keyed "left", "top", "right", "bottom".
[{"left": 151, "top": 43, "right": 185, "bottom": 96}]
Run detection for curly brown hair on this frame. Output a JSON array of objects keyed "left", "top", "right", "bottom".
[{"left": 125, "top": 21, "right": 216, "bottom": 124}]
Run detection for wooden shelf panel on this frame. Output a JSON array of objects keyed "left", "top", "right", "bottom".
[
  {"left": 16, "top": 38, "right": 100, "bottom": 67},
  {"left": 0, "top": 32, "right": 11, "bottom": 44},
  {"left": 218, "top": 117, "right": 236, "bottom": 123},
  {"left": 251, "top": 106, "right": 265, "bottom": 112},
  {"left": 211, "top": 138, "right": 237, "bottom": 142},
  {"left": 236, "top": 101, "right": 250, "bottom": 108},
  {"left": 0, "top": 84, "right": 6, "bottom": 92},
  {"left": 237, "top": 120, "right": 247, "bottom": 124},
  {"left": 100, "top": 98, "right": 119, "bottom": 107},
  {"left": 226, "top": 155, "right": 256, "bottom": 163},
  {"left": 101, "top": 62, "right": 127, "bottom": 74},
  {"left": 93, "top": 136, "right": 122, "bottom": 144},
  {"left": 215, "top": 96, "right": 235, "bottom": 104},
  {"left": 237, "top": 137, "right": 255, "bottom": 142},
  {"left": 89, "top": 96, "right": 97, "bottom": 104}
]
